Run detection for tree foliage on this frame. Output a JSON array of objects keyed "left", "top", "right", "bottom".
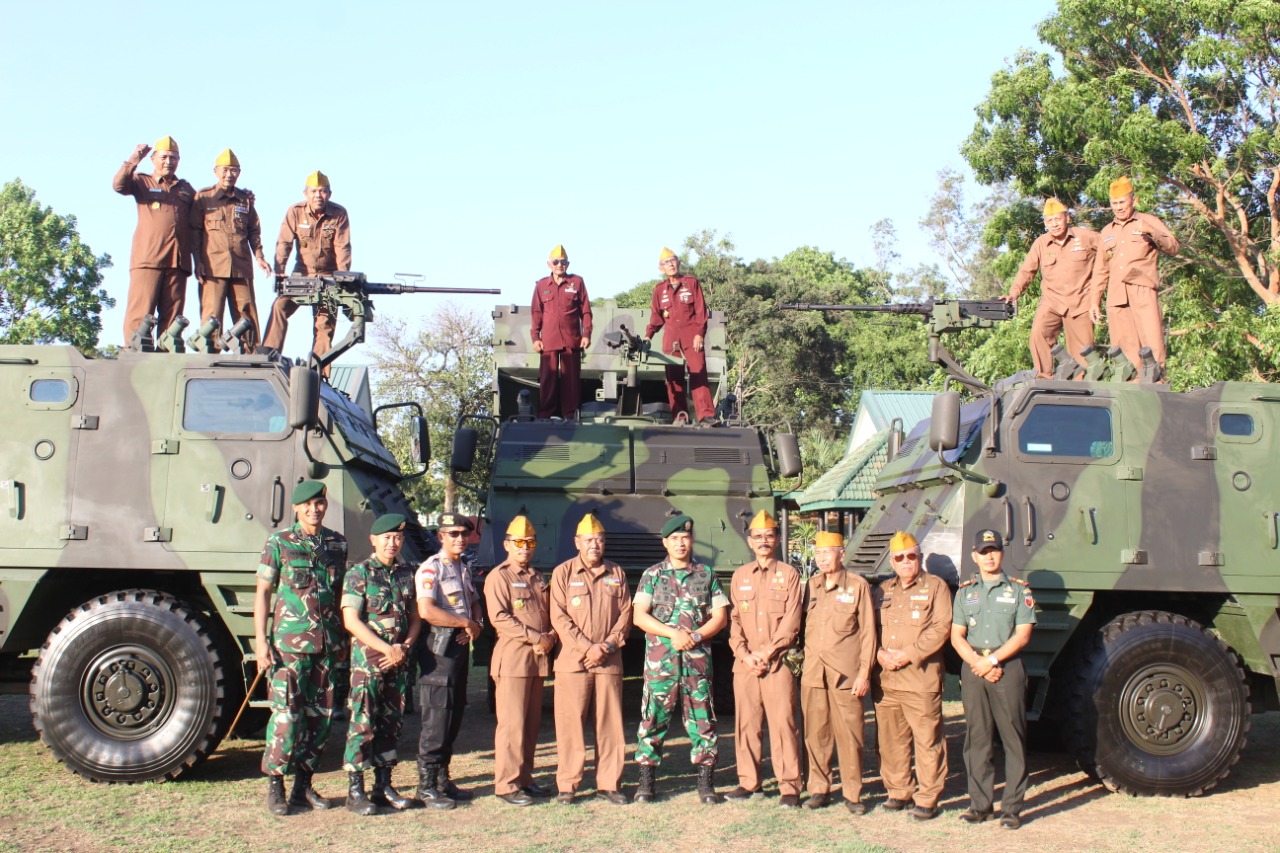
[{"left": 0, "top": 179, "right": 114, "bottom": 350}]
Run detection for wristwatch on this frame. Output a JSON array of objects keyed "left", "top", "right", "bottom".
[
  {"left": 987, "top": 654, "right": 1000, "bottom": 667},
  {"left": 690, "top": 631, "right": 704, "bottom": 644}
]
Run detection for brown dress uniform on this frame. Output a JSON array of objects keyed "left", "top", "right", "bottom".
[
  {"left": 1010, "top": 226, "right": 1100, "bottom": 378},
  {"left": 531, "top": 274, "right": 592, "bottom": 419},
  {"left": 113, "top": 156, "right": 196, "bottom": 343},
  {"left": 728, "top": 558, "right": 804, "bottom": 796},
  {"left": 1092, "top": 211, "right": 1180, "bottom": 369},
  {"left": 801, "top": 569, "right": 876, "bottom": 804},
  {"left": 263, "top": 200, "right": 353, "bottom": 357},
  {"left": 190, "top": 185, "right": 266, "bottom": 352},
  {"left": 549, "top": 556, "right": 632, "bottom": 795},
  {"left": 871, "top": 572, "right": 952, "bottom": 810},
  {"left": 484, "top": 560, "right": 553, "bottom": 796},
  {"left": 644, "top": 275, "right": 716, "bottom": 422}
]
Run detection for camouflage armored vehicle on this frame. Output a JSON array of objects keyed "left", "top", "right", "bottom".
[
  {"left": 0, "top": 273, "right": 493, "bottom": 782},
  {"left": 453, "top": 298, "right": 801, "bottom": 592},
  {"left": 792, "top": 300, "right": 1278, "bottom": 797}
]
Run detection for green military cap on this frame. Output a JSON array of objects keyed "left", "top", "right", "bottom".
[
  {"left": 291, "top": 480, "right": 327, "bottom": 504},
  {"left": 661, "top": 515, "right": 694, "bottom": 538},
  {"left": 371, "top": 513, "right": 407, "bottom": 535},
  {"left": 437, "top": 512, "right": 475, "bottom": 532}
]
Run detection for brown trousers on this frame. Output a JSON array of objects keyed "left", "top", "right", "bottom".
[
  {"left": 198, "top": 276, "right": 260, "bottom": 353},
  {"left": 802, "top": 684, "right": 865, "bottom": 802},
  {"left": 553, "top": 671, "right": 625, "bottom": 794},
  {"left": 874, "top": 689, "right": 947, "bottom": 808},
  {"left": 734, "top": 666, "right": 802, "bottom": 795},
  {"left": 261, "top": 296, "right": 336, "bottom": 360},
  {"left": 1108, "top": 285, "right": 1165, "bottom": 369},
  {"left": 1030, "top": 303, "right": 1093, "bottom": 379},
  {"left": 124, "top": 267, "right": 187, "bottom": 344},
  {"left": 493, "top": 675, "right": 544, "bottom": 795}
]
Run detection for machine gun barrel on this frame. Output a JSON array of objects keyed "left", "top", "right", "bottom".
[{"left": 365, "top": 282, "right": 501, "bottom": 296}]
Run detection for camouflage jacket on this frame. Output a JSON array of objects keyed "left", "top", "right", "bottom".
[
  {"left": 341, "top": 556, "right": 416, "bottom": 671},
  {"left": 257, "top": 522, "right": 348, "bottom": 655},
  {"left": 634, "top": 561, "right": 729, "bottom": 652}
]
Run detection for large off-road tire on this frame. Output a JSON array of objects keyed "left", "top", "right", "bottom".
[
  {"left": 29, "top": 590, "right": 228, "bottom": 782},
  {"left": 1065, "top": 610, "right": 1249, "bottom": 797}
]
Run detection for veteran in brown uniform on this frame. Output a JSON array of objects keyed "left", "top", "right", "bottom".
[
  {"left": 531, "top": 244, "right": 592, "bottom": 420},
  {"left": 484, "top": 515, "right": 556, "bottom": 806},
  {"left": 871, "top": 531, "right": 952, "bottom": 821},
  {"left": 1000, "top": 198, "right": 1100, "bottom": 379},
  {"left": 725, "top": 510, "right": 803, "bottom": 807},
  {"left": 190, "top": 149, "right": 270, "bottom": 352},
  {"left": 644, "top": 248, "right": 717, "bottom": 424},
  {"left": 1089, "top": 176, "right": 1181, "bottom": 375},
  {"left": 801, "top": 530, "right": 876, "bottom": 815},
  {"left": 113, "top": 136, "right": 197, "bottom": 344},
  {"left": 263, "top": 170, "right": 353, "bottom": 360},
  {"left": 550, "top": 512, "right": 632, "bottom": 805}
]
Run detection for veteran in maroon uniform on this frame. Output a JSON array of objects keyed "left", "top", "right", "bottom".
[
  {"left": 113, "top": 136, "right": 196, "bottom": 344},
  {"left": 530, "top": 244, "right": 592, "bottom": 419},
  {"left": 644, "top": 247, "right": 716, "bottom": 424}
]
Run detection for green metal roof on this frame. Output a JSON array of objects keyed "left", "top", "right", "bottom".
[
  {"left": 798, "top": 428, "right": 889, "bottom": 512},
  {"left": 328, "top": 364, "right": 373, "bottom": 417},
  {"left": 847, "top": 390, "right": 936, "bottom": 451}
]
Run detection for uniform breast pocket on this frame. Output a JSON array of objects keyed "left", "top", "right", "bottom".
[
  {"left": 367, "top": 584, "right": 395, "bottom": 615},
  {"left": 321, "top": 226, "right": 336, "bottom": 247},
  {"left": 766, "top": 589, "right": 789, "bottom": 613},
  {"left": 203, "top": 210, "right": 226, "bottom": 231},
  {"left": 282, "top": 560, "right": 317, "bottom": 591},
  {"left": 569, "top": 589, "right": 591, "bottom": 609},
  {"left": 834, "top": 601, "right": 859, "bottom": 634},
  {"left": 603, "top": 582, "right": 626, "bottom": 600},
  {"left": 440, "top": 580, "right": 464, "bottom": 607}
]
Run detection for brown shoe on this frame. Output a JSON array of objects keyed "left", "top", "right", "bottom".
[
  {"left": 882, "top": 797, "right": 910, "bottom": 811},
  {"left": 959, "top": 808, "right": 994, "bottom": 823},
  {"left": 804, "top": 793, "right": 830, "bottom": 810},
  {"left": 844, "top": 799, "right": 867, "bottom": 816},
  {"left": 910, "top": 805, "right": 940, "bottom": 820},
  {"left": 779, "top": 794, "right": 801, "bottom": 809}
]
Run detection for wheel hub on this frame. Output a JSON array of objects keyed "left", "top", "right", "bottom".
[
  {"left": 1119, "top": 664, "right": 1204, "bottom": 754},
  {"left": 81, "top": 646, "right": 173, "bottom": 737}
]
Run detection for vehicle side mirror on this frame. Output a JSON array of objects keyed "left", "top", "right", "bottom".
[
  {"left": 451, "top": 427, "right": 478, "bottom": 473},
  {"left": 929, "top": 391, "right": 960, "bottom": 452},
  {"left": 775, "top": 432, "right": 802, "bottom": 478},
  {"left": 289, "top": 366, "right": 320, "bottom": 430},
  {"left": 411, "top": 415, "right": 430, "bottom": 465}
]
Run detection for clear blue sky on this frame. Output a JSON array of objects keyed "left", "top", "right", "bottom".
[{"left": 0, "top": 0, "right": 1057, "bottom": 354}]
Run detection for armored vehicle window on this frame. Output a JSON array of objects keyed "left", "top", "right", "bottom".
[
  {"left": 1018, "top": 405, "right": 1113, "bottom": 458},
  {"left": 183, "top": 379, "right": 286, "bottom": 434},
  {"left": 30, "top": 379, "right": 70, "bottom": 403},
  {"left": 1219, "top": 413, "right": 1253, "bottom": 437}
]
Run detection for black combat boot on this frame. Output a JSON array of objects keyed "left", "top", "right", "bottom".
[
  {"left": 345, "top": 771, "right": 378, "bottom": 816},
  {"left": 635, "top": 764, "right": 656, "bottom": 804},
  {"left": 697, "top": 765, "right": 723, "bottom": 805},
  {"left": 266, "top": 775, "right": 290, "bottom": 816},
  {"left": 415, "top": 760, "right": 456, "bottom": 810},
  {"left": 289, "top": 769, "right": 332, "bottom": 810},
  {"left": 438, "top": 764, "right": 473, "bottom": 801},
  {"left": 370, "top": 765, "right": 420, "bottom": 810}
]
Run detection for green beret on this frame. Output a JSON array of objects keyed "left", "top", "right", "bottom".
[
  {"left": 661, "top": 515, "right": 694, "bottom": 538},
  {"left": 437, "top": 512, "right": 475, "bottom": 532},
  {"left": 371, "top": 513, "right": 407, "bottom": 535},
  {"left": 291, "top": 480, "right": 327, "bottom": 505}
]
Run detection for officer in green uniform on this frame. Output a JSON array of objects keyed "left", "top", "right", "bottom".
[
  {"left": 340, "top": 513, "right": 424, "bottom": 815},
  {"left": 951, "top": 529, "right": 1036, "bottom": 830},
  {"left": 632, "top": 515, "right": 730, "bottom": 805},
  {"left": 254, "top": 480, "right": 348, "bottom": 816}
]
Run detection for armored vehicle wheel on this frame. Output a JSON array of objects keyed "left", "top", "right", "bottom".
[
  {"left": 1066, "top": 610, "right": 1248, "bottom": 796},
  {"left": 29, "top": 589, "right": 228, "bottom": 782}
]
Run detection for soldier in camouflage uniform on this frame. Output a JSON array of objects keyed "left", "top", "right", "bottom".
[
  {"left": 253, "top": 480, "right": 348, "bottom": 816},
  {"left": 340, "top": 513, "right": 423, "bottom": 815},
  {"left": 632, "top": 515, "right": 730, "bottom": 805}
]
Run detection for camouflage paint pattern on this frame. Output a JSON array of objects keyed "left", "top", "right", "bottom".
[
  {"left": 261, "top": 649, "right": 336, "bottom": 775},
  {"left": 257, "top": 524, "right": 347, "bottom": 654}
]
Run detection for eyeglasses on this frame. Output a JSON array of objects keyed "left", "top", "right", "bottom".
[
  {"left": 891, "top": 553, "right": 920, "bottom": 562},
  {"left": 440, "top": 530, "right": 467, "bottom": 538},
  {"left": 507, "top": 538, "right": 537, "bottom": 548},
  {"left": 550, "top": 259, "right": 569, "bottom": 266},
  {"left": 749, "top": 534, "right": 778, "bottom": 542}
]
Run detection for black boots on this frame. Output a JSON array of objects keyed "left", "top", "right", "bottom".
[
  {"left": 438, "top": 764, "right": 473, "bottom": 801},
  {"left": 415, "top": 760, "right": 457, "bottom": 810},
  {"left": 346, "top": 771, "right": 377, "bottom": 816},
  {"left": 697, "top": 765, "right": 723, "bottom": 805},
  {"left": 289, "top": 769, "right": 332, "bottom": 810},
  {"left": 635, "top": 764, "right": 656, "bottom": 803},
  {"left": 266, "top": 775, "right": 289, "bottom": 816},
  {"left": 370, "top": 766, "right": 420, "bottom": 811}
]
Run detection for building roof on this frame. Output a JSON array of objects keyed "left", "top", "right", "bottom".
[
  {"left": 847, "top": 390, "right": 936, "bottom": 452},
  {"left": 328, "top": 364, "right": 373, "bottom": 417},
  {"left": 799, "top": 428, "right": 889, "bottom": 512}
]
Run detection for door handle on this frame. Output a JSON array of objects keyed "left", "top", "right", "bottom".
[
  {"left": 1002, "top": 496, "right": 1013, "bottom": 544},
  {"left": 1081, "top": 506, "right": 1098, "bottom": 545},
  {"left": 1023, "top": 495, "right": 1035, "bottom": 546},
  {"left": 202, "top": 483, "right": 224, "bottom": 523},
  {"left": 271, "top": 476, "right": 285, "bottom": 526},
  {"left": 2, "top": 480, "right": 23, "bottom": 520}
]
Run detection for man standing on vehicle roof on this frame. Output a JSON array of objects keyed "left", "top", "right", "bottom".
[
  {"left": 485, "top": 515, "right": 556, "bottom": 806},
  {"left": 112, "top": 135, "right": 197, "bottom": 345},
  {"left": 632, "top": 515, "right": 730, "bottom": 804},
  {"left": 550, "top": 512, "right": 632, "bottom": 805},
  {"left": 190, "top": 149, "right": 271, "bottom": 352},
  {"left": 263, "top": 170, "right": 353, "bottom": 363},
  {"left": 531, "top": 244, "right": 592, "bottom": 419},
  {"left": 414, "top": 512, "right": 484, "bottom": 808},
  {"left": 951, "top": 529, "right": 1036, "bottom": 830},
  {"left": 872, "top": 531, "right": 952, "bottom": 821},
  {"left": 1089, "top": 176, "right": 1180, "bottom": 375},
  {"left": 340, "top": 513, "right": 423, "bottom": 815},
  {"left": 725, "top": 510, "right": 804, "bottom": 807},
  {"left": 1000, "top": 198, "right": 1100, "bottom": 379},
  {"left": 801, "top": 530, "right": 876, "bottom": 815},
  {"left": 254, "top": 479, "right": 348, "bottom": 816},
  {"left": 644, "top": 248, "right": 717, "bottom": 425}
]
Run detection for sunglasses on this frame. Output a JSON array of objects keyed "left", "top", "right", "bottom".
[
  {"left": 440, "top": 530, "right": 468, "bottom": 538},
  {"left": 507, "top": 538, "right": 537, "bottom": 548},
  {"left": 749, "top": 533, "right": 778, "bottom": 542},
  {"left": 891, "top": 553, "right": 920, "bottom": 562},
  {"left": 550, "top": 259, "right": 569, "bottom": 266}
]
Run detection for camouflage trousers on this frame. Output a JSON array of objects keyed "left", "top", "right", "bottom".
[
  {"left": 343, "top": 666, "right": 408, "bottom": 771},
  {"left": 261, "top": 650, "right": 336, "bottom": 776},
  {"left": 635, "top": 643, "right": 717, "bottom": 767}
]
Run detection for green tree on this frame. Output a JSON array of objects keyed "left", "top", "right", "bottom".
[{"left": 0, "top": 179, "right": 114, "bottom": 349}]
